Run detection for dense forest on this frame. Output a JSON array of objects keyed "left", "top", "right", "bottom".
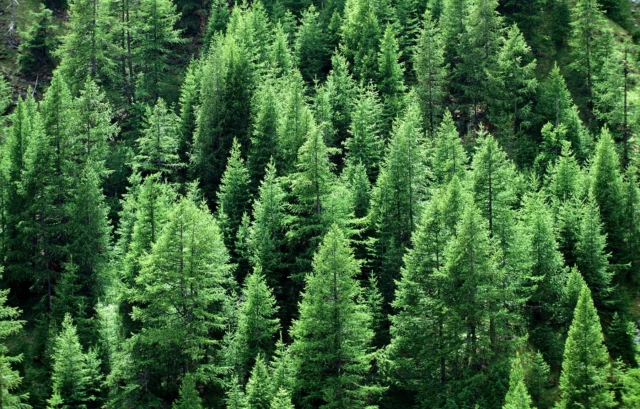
[{"left": 1, "top": 0, "right": 640, "bottom": 407}]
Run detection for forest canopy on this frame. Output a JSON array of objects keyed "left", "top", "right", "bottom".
[{"left": 0, "top": 0, "right": 640, "bottom": 408}]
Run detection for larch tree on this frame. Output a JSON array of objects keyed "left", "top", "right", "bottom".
[
  {"left": 556, "top": 285, "right": 616, "bottom": 409},
  {"left": 246, "top": 356, "right": 274, "bottom": 409},
  {"left": 216, "top": 138, "right": 252, "bottom": 265},
  {"left": 502, "top": 355, "right": 535, "bottom": 409},
  {"left": 248, "top": 80, "right": 280, "bottom": 184},
  {"left": 369, "top": 97, "right": 427, "bottom": 305},
  {"left": 134, "top": 98, "right": 181, "bottom": 178},
  {"left": 0, "top": 270, "right": 30, "bottom": 409},
  {"left": 172, "top": 374, "right": 202, "bottom": 409},
  {"left": 432, "top": 110, "right": 467, "bottom": 185},
  {"left": 132, "top": 0, "right": 184, "bottom": 102},
  {"left": 343, "top": 85, "right": 383, "bottom": 182},
  {"left": 413, "top": 9, "right": 447, "bottom": 137},
  {"left": 290, "top": 225, "right": 380, "bottom": 409},
  {"left": 340, "top": 0, "right": 382, "bottom": 83},
  {"left": 48, "top": 314, "right": 103, "bottom": 408},
  {"left": 234, "top": 271, "right": 280, "bottom": 381},
  {"left": 377, "top": 24, "right": 406, "bottom": 135}
]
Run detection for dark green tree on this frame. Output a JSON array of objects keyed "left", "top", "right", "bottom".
[{"left": 377, "top": 24, "right": 406, "bottom": 134}]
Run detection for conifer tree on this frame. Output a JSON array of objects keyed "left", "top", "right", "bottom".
[
  {"left": 606, "top": 312, "right": 637, "bottom": 365},
  {"left": 471, "top": 131, "right": 518, "bottom": 243},
  {"left": 295, "top": 5, "right": 327, "bottom": 83},
  {"left": 276, "top": 71, "right": 314, "bottom": 173},
  {"left": 536, "top": 64, "right": 588, "bottom": 159},
  {"left": 589, "top": 128, "right": 624, "bottom": 267},
  {"left": 414, "top": 9, "right": 447, "bottom": 137},
  {"left": 235, "top": 271, "right": 280, "bottom": 380},
  {"left": 439, "top": 0, "right": 469, "bottom": 66},
  {"left": 456, "top": 0, "right": 503, "bottom": 125},
  {"left": 248, "top": 81, "right": 280, "bottom": 184},
  {"left": 621, "top": 165, "right": 640, "bottom": 282},
  {"left": 432, "top": 110, "right": 467, "bottom": 185},
  {"left": 370, "top": 98, "right": 427, "bottom": 304},
  {"left": 55, "top": 0, "right": 113, "bottom": 94},
  {"left": 287, "top": 124, "right": 339, "bottom": 273},
  {"left": 344, "top": 85, "right": 383, "bottom": 181},
  {"left": 569, "top": 0, "right": 611, "bottom": 108},
  {"left": 133, "top": 0, "right": 184, "bottom": 102},
  {"left": 249, "top": 162, "right": 287, "bottom": 294},
  {"left": 130, "top": 197, "right": 232, "bottom": 379},
  {"left": 492, "top": 24, "right": 537, "bottom": 142},
  {"left": 177, "top": 60, "right": 202, "bottom": 174},
  {"left": 246, "top": 356, "right": 273, "bottom": 409},
  {"left": 72, "top": 79, "right": 117, "bottom": 176},
  {"left": 269, "top": 335, "right": 295, "bottom": 393},
  {"left": 0, "top": 74, "right": 10, "bottom": 116},
  {"left": 48, "top": 314, "right": 103, "bottom": 408},
  {"left": 217, "top": 139, "right": 252, "bottom": 258},
  {"left": 290, "top": 225, "right": 380, "bottom": 409},
  {"left": 269, "top": 23, "right": 293, "bottom": 77},
  {"left": 575, "top": 199, "right": 612, "bottom": 306},
  {"left": 193, "top": 34, "right": 254, "bottom": 202},
  {"left": 17, "top": 4, "right": 56, "bottom": 75},
  {"left": 322, "top": 53, "right": 357, "bottom": 150},
  {"left": 270, "top": 389, "right": 294, "bottom": 409},
  {"left": 388, "top": 195, "right": 449, "bottom": 405},
  {"left": 0, "top": 271, "right": 30, "bottom": 409},
  {"left": 340, "top": 0, "right": 382, "bottom": 83},
  {"left": 172, "top": 374, "right": 202, "bottom": 409},
  {"left": 503, "top": 355, "right": 534, "bottom": 409},
  {"left": 622, "top": 368, "right": 640, "bottom": 409},
  {"left": 556, "top": 286, "right": 616, "bottom": 409},
  {"left": 134, "top": 98, "right": 181, "bottom": 178},
  {"left": 377, "top": 24, "right": 406, "bottom": 134}
]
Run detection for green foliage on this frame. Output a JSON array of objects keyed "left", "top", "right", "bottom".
[
  {"left": 246, "top": 356, "right": 273, "bottom": 409},
  {"left": 414, "top": 9, "right": 447, "bottom": 137},
  {"left": 503, "top": 355, "right": 534, "bottom": 409},
  {"left": 556, "top": 286, "right": 616, "bottom": 409},
  {"left": 432, "top": 110, "right": 467, "bottom": 185},
  {"left": 290, "top": 225, "right": 380, "bottom": 409},
  {"left": 377, "top": 24, "right": 406, "bottom": 133},
  {"left": 48, "top": 314, "right": 103, "bottom": 409},
  {"left": 370, "top": 97, "right": 427, "bottom": 304},
  {"left": 295, "top": 6, "right": 327, "bottom": 83},
  {"left": 18, "top": 4, "right": 56, "bottom": 75},
  {"left": 134, "top": 98, "right": 181, "bottom": 178},
  {"left": 344, "top": 85, "right": 383, "bottom": 181},
  {"left": 172, "top": 374, "right": 202, "bottom": 409},
  {"left": 0, "top": 271, "right": 30, "bottom": 409}
]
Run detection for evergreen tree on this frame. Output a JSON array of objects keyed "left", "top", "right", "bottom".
[
  {"left": 134, "top": 98, "right": 181, "bottom": 178},
  {"left": 377, "top": 24, "right": 406, "bottom": 134},
  {"left": 322, "top": 53, "right": 357, "bottom": 150},
  {"left": 235, "top": 271, "right": 280, "bottom": 380},
  {"left": 340, "top": 0, "right": 382, "bottom": 83},
  {"left": 55, "top": 0, "right": 113, "bottom": 94},
  {"left": 172, "top": 374, "right": 202, "bottom": 409},
  {"left": 193, "top": 34, "right": 254, "bottom": 202},
  {"left": 217, "top": 138, "right": 252, "bottom": 260},
  {"left": 269, "top": 23, "right": 293, "bottom": 77},
  {"left": 492, "top": 24, "right": 537, "bottom": 143},
  {"left": 414, "top": 9, "right": 447, "bottom": 137},
  {"left": 370, "top": 98, "right": 427, "bottom": 304},
  {"left": 0, "top": 271, "right": 30, "bottom": 409},
  {"left": 471, "top": 131, "right": 518, "bottom": 244},
  {"left": 246, "top": 356, "right": 273, "bottom": 409},
  {"left": 177, "top": 60, "right": 202, "bottom": 174},
  {"left": 295, "top": 5, "right": 327, "bottom": 83},
  {"left": 343, "top": 85, "right": 383, "bottom": 181},
  {"left": 130, "top": 197, "right": 232, "bottom": 381},
  {"left": 269, "top": 336, "right": 295, "bottom": 393},
  {"left": 48, "top": 314, "right": 103, "bottom": 408},
  {"left": 589, "top": 128, "right": 624, "bottom": 269},
  {"left": 606, "top": 312, "right": 637, "bottom": 366},
  {"left": 270, "top": 389, "right": 295, "bottom": 409},
  {"left": 456, "top": 0, "right": 503, "bottom": 125},
  {"left": 536, "top": 64, "right": 589, "bottom": 160},
  {"left": 132, "top": 0, "right": 184, "bottom": 102},
  {"left": 432, "top": 110, "right": 467, "bottom": 185},
  {"left": 556, "top": 286, "right": 616, "bottom": 409},
  {"left": 575, "top": 199, "right": 613, "bottom": 306},
  {"left": 569, "top": 0, "right": 611, "bottom": 108},
  {"left": 248, "top": 81, "right": 280, "bottom": 184},
  {"left": 18, "top": 4, "right": 56, "bottom": 75},
  {"left": 439, "top": 0, "right": 469, "bottom": 66},
  {"left": 621, "top": 368, "right": 640, "bottom": 408},
  {"left": 249, "top": 162, "right": 287, "bottom": 299},
  {"left": 290, "top": 225, "right": 380, "bottom": 409},
  {"left": 503, "top": 355, "right": 534, "bottom": 409},
  {"left": 276, "top": 71, "right": 314, "bottom": 174}
]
